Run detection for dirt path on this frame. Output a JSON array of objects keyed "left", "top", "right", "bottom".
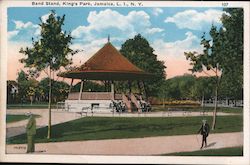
[{"left": 6, "top": 132, "right": 243, "bottom": 155}]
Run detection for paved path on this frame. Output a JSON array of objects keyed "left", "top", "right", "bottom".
[{"left": 6, "top": 132, "right": 243, "bottom": 155}]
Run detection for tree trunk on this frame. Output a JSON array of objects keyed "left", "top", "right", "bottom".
[
  {"left": 47, "top": 69, "right": 52, "bottom": 139},
  {"left": 30, "top": 96, "right": 33, "bottom": 105},
  {"left": 212, "top": 82, "right": 218, "bottom": 130},
  {"left": 201, "top": 93, "right": 204, "bottom": 108}
]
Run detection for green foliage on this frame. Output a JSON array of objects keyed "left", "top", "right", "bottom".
[
  {"left": 19, "top": 10, "right": 77, "bottom": 72},
  {"left": 7, "top": 76, "right": 70, "bottom": 104},
  {"left": 192, "top": 76, "right": 215, "bottom": 100},
  {"left": 7, "top": 80, "right": 18, "bottom": 104},
  {"left": 158, "top": 75, "right": 214, "bottom": 101},
  {"left": 218, "top": 8, "right": 243, "bottom": 100},
  {"left": 184, "top": 8, "right": 244, "bottom": 129},
  {"left": 184, "top": 8, "right": 243, "bottom": 101},
  {"left": 39, "top": 77, "right": 69, "bottom": 102},
  {"left": 16, "top": 70, "right": 38, "bottom": 104},
  {"left": 72, "top": 81, "right": 106, "bottom": 92},
  {"left": 19, "top": 10, "right": 78, "bottom": 104},
  {"left": 120, "top": 34, "right": 166, "bottom": 96},
  {"left": 152, "top": 105, "right": 243, "bottom": 114},
  {"left": 19, "top": 10, "right": 79, "bottom": 138},
  {"left": 7, "top": 115, "right": 242, "bottom": 144}
]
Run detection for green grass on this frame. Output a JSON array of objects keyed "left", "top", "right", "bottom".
[
  {"left": 6, "top": 114, "right": 40, "bottom": 123},
  {"left": 7, "top": 115, "right": 242, "bottom": 144},
  {"left": 7, "top": 103, "right": 57, "bottom": 109},
  {"left": 152, "top": 105, "right": 243, "bottom": 114},
  {"left": 163, "top": 146, "right": 243, "bottom": 156},
  {"left": 6, "top": 115, "right": 29, "bottom": 123}
]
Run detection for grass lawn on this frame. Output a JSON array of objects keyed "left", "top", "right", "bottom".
[
  {"left": 7, "top": 103, "right": 57, "bottom": 109},
  {"left": 6, "top": 114, "right": 40, "bottom": 123},
  {"left": 7, "top": 115, "right": 242, "bottom": 144},
  {"left": 152, "top": 105, "right": 243, "bottom": 114},
  {"left": 6, "top": 115, "right": 29, "bottom": 123},
  {"left": 163, "top": 146, "right": 243, "bottom": 156}
]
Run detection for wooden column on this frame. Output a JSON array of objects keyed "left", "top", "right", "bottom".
[
  {"left": 79, "top": 80, "right": 84, "bottom": 101},
  {"left": 140, "top": 81, "right": 147, "bottom": 101},
  {"left": 111, "top": 81, "right": 115, "bottom": 100},
  {"left": 69, "top": 79, "right": 74, "bottom": 93},
  {"left": 128, "top": 81, "right": 132, "bottom": 95},
  {"left": 137, "top": 81, "right": 142, "bottom": 100}
]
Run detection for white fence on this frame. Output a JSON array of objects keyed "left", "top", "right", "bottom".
[{"left": 202, "top": 100, "right": 243, "bottom": 107}]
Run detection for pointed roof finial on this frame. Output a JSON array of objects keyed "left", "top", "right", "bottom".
[{"left": 108, "top": 34, "right": 110, "bottom": 43}]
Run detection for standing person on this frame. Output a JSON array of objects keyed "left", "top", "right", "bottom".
[
  {"left": 26, "top": 112, "right": 36, "bottom": 153},
  {"left": 197, "top": 119, "right": 210, "bottom": 149}
]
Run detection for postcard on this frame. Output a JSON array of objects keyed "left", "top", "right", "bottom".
[{"left": 0, "top": 0, "right": 249, "bottom": 164}]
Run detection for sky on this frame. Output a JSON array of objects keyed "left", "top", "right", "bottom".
[{"left": 7, "top": 7, "right": 226, "bottom": 82}]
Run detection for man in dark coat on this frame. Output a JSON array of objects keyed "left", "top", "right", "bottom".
[
  {"left": 26, "top": 112, "right": 36, "bottom": 153},
  {"left": 197, "top": 119, "right": 210, "bottom": 149}
]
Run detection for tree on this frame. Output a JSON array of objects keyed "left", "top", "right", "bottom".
[
  {"left": 185, "top": 8, "right": 243, "bottom": 130},
  {"left": 16, "top": 70, "right": 29, "bottom": 103},
  {"left": 52, "top": 80, "right": 70, "bottom": 102},
  {"left": 19, "top": 10, "right": 78, "bottom": 139},
  {"left": 163, "top": 74, "right": 197, "bottom": 100},
  {"left": 72, "top": 81, "right": 105, "bottom": 92},
  {"left": 178, "top": 74, "right": 196, "bottom": 100},
  {"left": 7, "top": 80, "right": 18, "bottom": 104},
  {"left": 26, "top": 78, "right": 39, "bottom": 105},
  {"left": 219, "top": 8, "right": 243, "bottom": 103},
  {"left": 120, "top": 34, "right": 166, "bottom": 97},
  {"left": 193, "top": 77, "right": 214, "bottom": 107},
  {"left": 185, "top": 25, "right": 223, "bottom": 130}
]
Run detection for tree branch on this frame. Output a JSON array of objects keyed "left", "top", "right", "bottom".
[
  {"left": 202, "top": 70, "right": 212, "bottom": 77},
  {"left": 210, "top": 67, "right": 217, "bottom": 74},
  {"left": 43, "top": 70, "right": 49, "bottom": 76}
]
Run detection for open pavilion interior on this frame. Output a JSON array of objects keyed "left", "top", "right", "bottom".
[{"left": 58, "top": 40, "right": 153, "bottom": 113}]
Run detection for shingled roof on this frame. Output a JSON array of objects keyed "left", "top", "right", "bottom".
[
  {"left": 58, "top": 42, "right": 153, "bottom": 80},
  {"left": 78, "top": 42, "right": 143, "bottom": 72}
]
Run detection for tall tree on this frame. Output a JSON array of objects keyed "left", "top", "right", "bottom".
[
  {"left": 120, "top": 34, "right": 166, "bottom": 97},
  {"left": 219, "top": 8, "right": 243, "bottom": 103},
  {"left": 185, "top": 8, "right": 243, "bottom": 130},
  {"left": 16, "top": 70, "right": 29, "bottom": 103},
  {"left": 185, "top": 25, "right": 223, "bottom": 130},
  {"left": 20, "top": 10, "right": 78, "bottom": 139}
]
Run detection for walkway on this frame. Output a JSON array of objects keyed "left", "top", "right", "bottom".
[{"left": 6, "top": 132, "right": 243, "bottom": 155}]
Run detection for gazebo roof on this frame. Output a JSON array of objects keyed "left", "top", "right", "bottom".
[{"left": 58, "top": 42, "right": 153, "bottom": 81}]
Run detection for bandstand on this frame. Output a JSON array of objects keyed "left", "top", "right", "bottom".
[{"left": 58, "top": 41, "right": 153, "bottom": 113}]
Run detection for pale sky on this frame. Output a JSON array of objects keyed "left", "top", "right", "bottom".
[{"left": 7, "top": 7, "right": 225, "bottom": 83}]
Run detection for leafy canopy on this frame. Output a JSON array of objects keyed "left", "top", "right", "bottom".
[
  {"left": 120, "top": 34, "right": 166, "bottom": 96},
  {"left": 19, "top": 10, "right": 78, "bottom": 73}
]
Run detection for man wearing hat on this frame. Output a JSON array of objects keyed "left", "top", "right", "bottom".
[
  {"left": 197, "top": 119, "right": 210, "bottom": 149},
  {"left": 26, "top": 112, "right": 36, "bottom": 153}
]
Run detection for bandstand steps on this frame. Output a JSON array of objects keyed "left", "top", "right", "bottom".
[
  {"left": 122, "top": 93, "right": 132, "bottom": 112},
  {"left": 130, "top": 93, "right": 141, "bottom": 112}
]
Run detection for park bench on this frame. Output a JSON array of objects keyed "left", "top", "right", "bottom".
[
  {"left": 75, "top": 107, "right": 90, "bottom": 117},
  {"left": 167, "top": 108, "right": 191, "bottom": 116}
]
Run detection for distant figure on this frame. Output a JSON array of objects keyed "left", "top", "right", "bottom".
[
  {"left": 197, "top": 119, "right": 210, "bottom": 149},
  {"left": 26, "top": 112, "right": 36, "bottom": 153}
]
